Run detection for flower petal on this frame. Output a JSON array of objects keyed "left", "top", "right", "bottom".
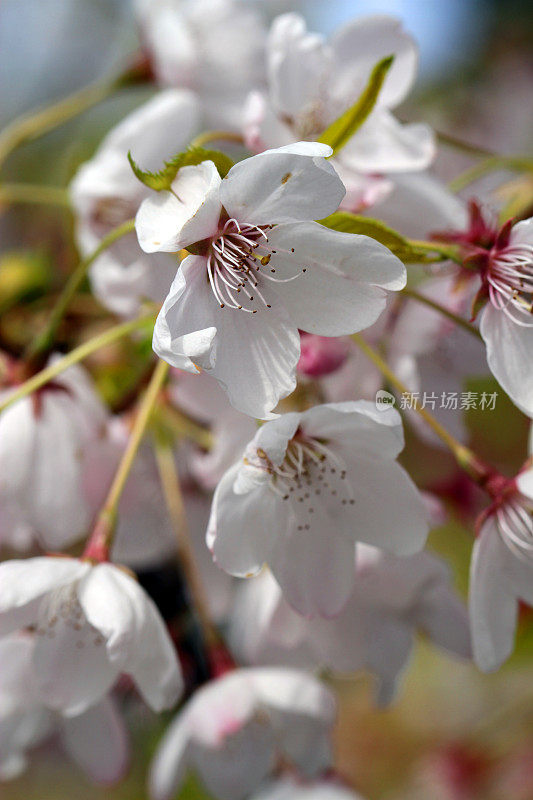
[{"left": 148, "top": 712, "right": 191, "bottom": 800}]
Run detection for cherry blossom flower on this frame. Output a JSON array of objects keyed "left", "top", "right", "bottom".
[
  {"left": 134, "top": 0, "right": 267, "bottom": 127},
  {"left": 435, "top": 205, "right": 533, "bottom": 417},
  {"left": 230, "top": 547, "right": 471, "bottom": 705},
  {"left": 136, "top": 143, "right": 406, "bottom": 418},
  {"left": 0, "top": 557, "right": 183, "bottom": 716},
  {"left": 207, "top": 401, "right": 428, "bottom": 617},
  {"left": 70, "top": 90, "right": 200, "bottom": 317},
  {"left": 0, "top": 361, "right": 107, "bottom": 550},
  {"left": 469, "top": 446, "right": 533, "bottom": 671},
  {"left": 297, "top": 333, "right": 350, "bottom": 378},
  {"left": 244, "top": 14, "right": 435, "bottom": 213},
  {"left": 251, "top": 777, "right": 367, "bottom": 800},
  {"left": 0, "top": 634, "right": 129, "bottom": 784},
  {"left": 148, "top": 667, "right": 336, "bottom": 800}
]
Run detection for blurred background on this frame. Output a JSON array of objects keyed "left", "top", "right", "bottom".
[{"left": 1, "top": 1, "right": 533, "bottom": 799}]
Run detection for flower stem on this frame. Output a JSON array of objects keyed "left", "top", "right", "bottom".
[
  {"left": 158, "top": 403, "right": 214, "bottom": 450},
  {"left": 401, "top": 288, "right": 482, "bottom": 340},
  {"left": 0, "top": 183, "right": 71, "bottom": 208},
  {"left": 0, "top": 313, "right": 154, "bottom": 413},
  {"left": 351, "top": 333, "right": 492, "bottom": 485},
  {"left": 191, "top": 130, "right": 245, "bottom": 149},
  {"left": 84, "top": 359, "right": 169, "bottom": 559},
  {"left": 407, "top": 239, "right": 462, "bottom": 264},
  {"left": 449, "top": 156, "right": 533, "bottom": 193},
  {"left": 435, "top": 129, "right": 495, "bottom": 159},
  {"left": 0, "top": 67, "right": 136, "bottom": 172},
  {"left": 25, "top": 219, "right": 135, "bottom": 364},
  {"left": 153, "top": 433, "right": 219, "bottom": 647}
]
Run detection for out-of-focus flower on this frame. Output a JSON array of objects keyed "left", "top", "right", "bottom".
[
  {"left": 137, "top": 143, "right": 405, "bottom": 418},
  {"left": 251, "top": 776, "right": 368, "bottom": 800},
  {"left": 134, "top": 0, "right": 267, "bottom": 127},
  {"left": 148, "top": 667, "right": 336, "bottom": 800},
  {"left": 297, "top": 333, "right": 350, "bottom": 378},
  {"left": 244, "top": 14, "right": 434, "bottom": 212},
  {"left": 0, "top": 557, "right": 183, "bottom": 715},
  {"left": 230, "top": 546, "right": 471, "bottom": 705},
  {"left": 70, "top": 90, "right": 199, "bottom": 317},
  {"left": 208, "top": 401, "right": 428, "bottom": 617},
  {"left": 0, "top": 361, "right": 107, "bottom": 550},
  {"left": 0, "top": 633, "right": 129, "bottom": 784},
  {"left": 469, "top": 443, "right": 533, "bottom": 671}
]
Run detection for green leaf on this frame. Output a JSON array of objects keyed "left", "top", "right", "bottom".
[
  {"left": 128, "top": 146, "right": 234, "bottom": 191},
  {"left": 318, "top": 55, "right": 394, "bottom": 155}
]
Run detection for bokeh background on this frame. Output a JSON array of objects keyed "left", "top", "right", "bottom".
[{"left": 1, "top": 1, "right": 533, "bottom": 798}]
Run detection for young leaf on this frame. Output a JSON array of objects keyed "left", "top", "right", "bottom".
[
  {"left": 128, "top": 146, "right": 234, "bottom": 191},
  {"left": 318, "top": 55, "right": 394, "bottom": 155}
]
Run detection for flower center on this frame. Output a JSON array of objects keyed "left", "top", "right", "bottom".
[
  {"left": 486, "top": 242, "right": 533, "bottom": 326},
  {"left": 206, "top": 218, "right": 303, "bottom": 313},
  {"left": 253, "top": 433, "right": 354, "bottom": 527},
  {"left": 495, "top": 494, "right": 533, "bottom": 562},
  {"left": 36, "top": 583, "right": 104, "bottom": 648}
]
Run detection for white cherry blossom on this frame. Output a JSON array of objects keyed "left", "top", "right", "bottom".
[
  {"left": 0, "top": 361, "right": 107, "bottom": 549},
  {"left": 251, "top": 777, "right": 367, "bottom": 800},
  {"left": 0, "top": 557, "right": 183, "bottom": 716},
  {"left": 230, "top": 547, "right": 471, "bottom": 705},
  {"left": 137, "top": 143, "right": 406, "bottom": 418},
  {"left": 148, "top": 667, "right": 336, "bottom": 800},
  {"left": 207, "top": 401, "right": 428, "bottom": 617},
  {"left": 71, "top": 89, "right": 200, "bottom": 317},
  {"left": 244, "top": 14, "right": 435, "bottom": 213}
]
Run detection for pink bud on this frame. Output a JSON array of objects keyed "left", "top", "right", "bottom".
[{"left": 297, "top": 334, "right": 350, "bottom": 377}]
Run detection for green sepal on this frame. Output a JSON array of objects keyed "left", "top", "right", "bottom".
[
  {"left": 318, "top": 55, "right": 394, "bottom": 155},
  {"left": 128, "top": 146, "right": 234, "bottom": 191}
]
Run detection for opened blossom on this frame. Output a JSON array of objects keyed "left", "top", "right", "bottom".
[
  {"left": 469, "top": 440, "right": 533, "bottom": 671},
  {"left": 251, "top": 777, "right": 367, "bottom": 800},
  {"left": 207, "top": 401, "right": 428, "bottom": 617},
  {"left": 244, "top": 13, "right": 435, "bottom": 212},
  {"left": 136, "top": 143, "right": 406, "bottom": 417},
  {"left": 148, "top": 667, "right": 336, "bottom": 800},
  {"left": 0, "top": 557, "right": 183, "bottom": 716},
  {"left": 230, "top": 547, "right": 471, "bottom": 705}
]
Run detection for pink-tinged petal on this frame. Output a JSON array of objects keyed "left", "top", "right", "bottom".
[
  {"left": 242, "top": 91, "right": 294, "bottom": 153},
  {"left": 331, "top": 14, "right": 418, "bottom": 109},
  {"left": 148, "top": 713, "right": 191, "bottom": 800},
  {"left": 265, "top": 221, "right": 405, "bottom": 335},
  {"left": 469, "top": 518, "right": 518, "bottom": 671},
  {"left": 61, "top": 695, "right": 130, "bottom": 785},
  {"left": 480, "top": 304, "right": 533, "bottom": 418},
  {"left": 136, "top": 161, "right": 222, "bottom": 253},
  {"left": 298, "top": 335, "right": 350, "bottom": 377},
  {"left": 208, "top": 464, "right": 283, "bottom": 577},
  {"left": 220, "top": 146, "right": 344, "bottom": 227},
  {"left": 340, "top": 109, "right": 435, "bottom": 173},
  {"left": 0, "top": 558, "right": 89, "bottom": 636}
]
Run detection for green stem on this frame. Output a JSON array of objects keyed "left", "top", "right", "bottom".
[
  {"left": 191, "top": 130, "right": 245, "bottom": 149},
  {"left": 0, "top": 183, "right": 71, "bottom": 208},
  {"left": 449, "top": 156, "right": 533, "bottom": 193},
  {"left": 0, "top": 313, "right": 154, "bottom": 413},
  {"left": 401, "top": 288, "right": 482, "bottom": 341},
  {"left": 0, "top": 68, "right": 134, "bottom": 172},
  {"left": 26, "top": 219, "right": 135, "bottom": 362},
  {"left": 85, "top": 359, "right": 169, "bottom": 559},
  {"left": 351, "top": 333, "right": 492, "bottom": 485},
  {"left": 435, "top": 129, "right": 495, "bottom": 159}
]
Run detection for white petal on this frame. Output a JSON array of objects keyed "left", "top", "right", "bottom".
[
  {"left": 220, "top": 146, "right": 344, "bottom": 227},
  {"left": 266, "top": 221, "right": 405, "bottom": 335},
  {"left": 340, "top": 109, "right": 435, "bottom": 173},
  {"left": 480, "top": 304, "right": 533, "bottom": 418},
  {"left": 234, "top": 413, "right": 302, "bottom": 494},
  {"left": 331, "top": 14, "right": 418, "bottom": 108},
  {"left": 61, "top": 695, "right": 129, "bottom": 785},
  {"left": 469, "top": 518, "right": 518, "bottom": 672},
  {"left": 136, "top": 161, "right": 222, "bottom": 253},
  {"left": 415, "top": 582, "right": 472, "bottom": 659},
  {"left": 0, "top": 557, "right": 88, "bottom": 636},
  {"left": 517, "top": 466, "right": 533, "bottom": 501},
  {"left": 148, "top": 712, "right": 191, "bottom": 800}
]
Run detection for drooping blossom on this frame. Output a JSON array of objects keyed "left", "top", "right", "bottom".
[
  {"left": 0, "top": 557, "right": 183, "bottom": 716},
  {"left": 435, "top": 205, "right": 533, "bottom": 417},
  {"left": 148, "top": 667, "right": 336, "bottom": 800},
  {"left": 70, "top": 89, "right": 200, "bottom": 317},
  {"left": 469, "top": 442, "right": 533, "bottom": 671},
  {"left": 134, "top": 0, "right": 267, "bottom": 127},
  {"left": 0, "top": 634, "right": 129, "bottom": 784},
  {"left": 251, "top": 777, "right": 368, "bottom": 800},
  {"left": 230, "top": 546, "right": 471, "bottom": 705},
  {"left": 0, "top": 361, "right": 107, "bottom": 550},
  {"left": 208, "top": 401, "right": 428, "bottom": 617},
  {"left": 244, "top": 13, "right": 435, "bottom": 213},
  {"left": 136, "top": 143, "right": 406, "bottom": 418}
]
